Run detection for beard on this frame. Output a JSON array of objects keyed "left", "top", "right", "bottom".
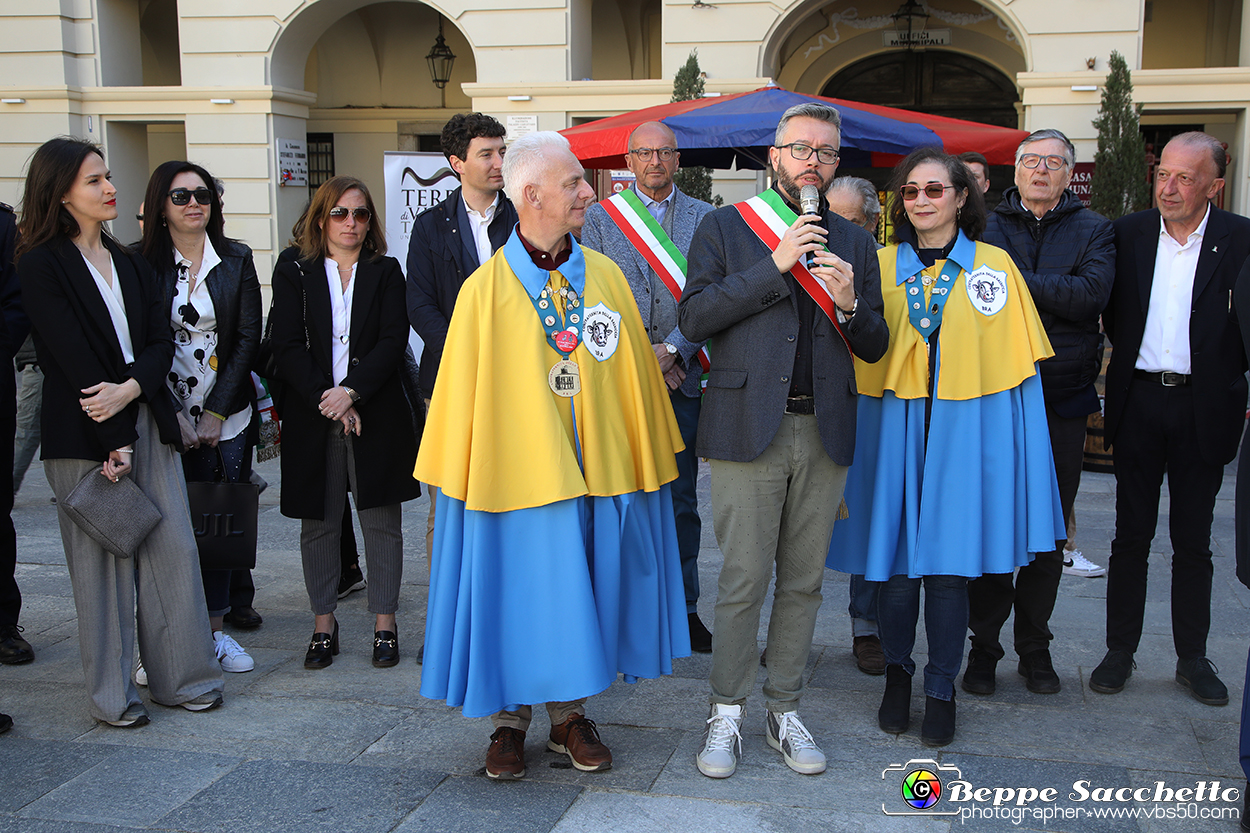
[{"left": 776, "top": 164, "right": 831, "bottom": 205}]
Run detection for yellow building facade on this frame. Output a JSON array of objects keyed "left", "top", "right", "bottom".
[{"left": 1, "top": 0, "right": 1248, "bottom": 275}]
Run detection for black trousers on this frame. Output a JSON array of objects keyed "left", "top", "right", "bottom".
[
  {"left": 967, "top": 404, "right": 1085, "bottom": 659},
  {"left": 1107, "top": 378, "right": 1225, "bottom": 660},
  {"left": 0, "top": 369, "right": 18, "bottom": 627}
]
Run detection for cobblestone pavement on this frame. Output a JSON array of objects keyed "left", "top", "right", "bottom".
[{"left": 1, "top": 455, "right": 1247, "bottom": 832}]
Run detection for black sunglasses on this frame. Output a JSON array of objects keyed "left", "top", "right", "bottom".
[
  {"left": 168, "top": 187, "right": 213, "bottom": 206},
  {"left": 329, "top": 207, "right": 371, "bottom": 223}
]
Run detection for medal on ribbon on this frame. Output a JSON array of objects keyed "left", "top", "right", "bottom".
[{"left": 527, "top": 282, "right": 585, "bottom": 395}]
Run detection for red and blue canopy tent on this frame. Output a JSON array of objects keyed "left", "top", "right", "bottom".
[{"left": 561, "top": 85, "right": 1028, "bottom": 170}]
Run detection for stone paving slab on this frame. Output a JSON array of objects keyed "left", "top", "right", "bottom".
[
  {"left": 156, "top": 760, "right": 442, "bottom": 833},
  {"left": 0, "top": 738, "right": 116, "bottom": 813},
  {"left": 549, "top": 791, "right": 952, "bottom": 833},
  {"left": 391, "top": 775, "right": 582, "bottom": 833},
  {"left": 17, "top": 746, "right": 239, "bottom": 827}
]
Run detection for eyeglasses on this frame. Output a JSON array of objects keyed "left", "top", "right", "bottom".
[
  {"left": 329, "top": 207, "right": 371, "bottom": 223},
  {"left": 1018, "top": 153, "right": 1069, "bottom": 171},
  {"left": 168, "top": 188, "right": 212, "bottom": 206},
  {"left": 899, "top": 183, "right": 955, "bottom": 201},
  {"left": 629, "top": 147, "right": 677, "bottom": 162},
  {"left": 776, "top": 143, "right": 840, "bottom": 165}
]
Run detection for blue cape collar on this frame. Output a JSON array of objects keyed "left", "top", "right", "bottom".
[{"left": 895, "top": 230, "right": 976, "bottom": 285}]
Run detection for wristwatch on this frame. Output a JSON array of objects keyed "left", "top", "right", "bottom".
[
  {"left": 342, "top": 386, "right": 360, "bottom": 403},
  {"left": 838, "top": 297, "right": 858, "bottom": 318},
  {"left": 663, "top": 343, "right": 678, "bottom": 355}
]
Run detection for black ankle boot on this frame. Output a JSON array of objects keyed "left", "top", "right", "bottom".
[
  {"left": 921, "top": 695, "right": 956, "bottom": 747},
  {"left": 878, "top": 664, "right": 912, "bottom": 734}
]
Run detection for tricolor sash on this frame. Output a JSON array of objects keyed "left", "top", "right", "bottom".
[
  {"left": 733, "top": 190, "right": 852, "bottom": 354},
  {"left": 601, "top": 189, "right": 710, "bottom": 373}
]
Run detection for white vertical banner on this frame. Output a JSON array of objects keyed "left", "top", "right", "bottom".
[
  {"left": 383, "top": 151, "right": 459, "bottom": 275},
  {"left": 383, "top": 151, "right": 460, "bottom": 365}
]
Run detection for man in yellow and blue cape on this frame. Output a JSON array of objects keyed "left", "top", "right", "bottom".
[{"left": 414, "top": 132, "right": 688, "bottom": 780}]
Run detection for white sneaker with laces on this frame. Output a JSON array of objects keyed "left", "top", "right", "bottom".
[
  {"left": 697, "top": 703, "right": 743, "bottom": 779},
  {"left": 766, "top": 709, "right": 827, "bottom": 774},
  {"left": 1062, "top": 550, "right": 1106, "bottom": 578},
  {"left": 134, "top": 655, "right": 147, "bottom": 687},
  {"left": 214, "top": 631, "right": 255, "bottom": 673}
]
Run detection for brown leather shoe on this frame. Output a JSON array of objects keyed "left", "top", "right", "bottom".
[
  {"left": 547, "top": 713, "right": 612, "bottom": 771},
  {"left": 485, "top": 727, "right": 526, "bottom": 780},
  {"left": 853, "top": 635, "right": 886, "bottom": 675}
]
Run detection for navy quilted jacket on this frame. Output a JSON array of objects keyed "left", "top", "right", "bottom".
[{"left": 983, "top": 187, "right": 1115, "bottom": 407}]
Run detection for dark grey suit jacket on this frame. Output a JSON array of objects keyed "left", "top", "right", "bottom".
[
  {"left": 678, "top": 199, "right": 889, "bottom": 465},
  {"left": 581, "top": 186, "right": 714, "bottom": 398}
]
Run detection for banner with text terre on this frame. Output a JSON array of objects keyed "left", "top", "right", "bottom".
[
  {"left": 383, "top": 150, "right": 460, "bottom": 361},
  {"left": 383, "top": 151, "right": 461, "bottom": 276}
]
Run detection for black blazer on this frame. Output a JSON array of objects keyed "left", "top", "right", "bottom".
[
  {"left": 270, "top": 252, "right": 420, "bottom": 518},
  {"left": 678, "top": 203, "right": 889, "bottom": 466},
  {"left": 18, "top": 236, "right": 180, "bottom": 460},
  {"left": 405, "top": 186, "right": 518, "bottom": 396},
  {"left": 153, "top": 239, "right": 262, "bottom": 421},
  {"left": 1103, "top": 206, "right": 1250, "bottom": 466}
]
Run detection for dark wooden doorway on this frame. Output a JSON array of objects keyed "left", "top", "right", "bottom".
[{"left": 820, "top": 50, "right": 1019, "bottom": 128}]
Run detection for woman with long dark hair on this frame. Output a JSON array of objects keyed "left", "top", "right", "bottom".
[
  {"left": 827, "top": 147, "right": 1063, "bottom": 746},
  {"left": 15, "top": 137, "right": 223, "bottom": 727},
  {"left": 269, "top": 175, "right": 419, "bottom": 669},
  {"left": 140, "top": 160, "right": 262, "bottom": 675}
]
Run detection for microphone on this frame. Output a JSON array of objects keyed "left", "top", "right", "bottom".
[
  {"left": 799, "top": 184, "right": 821, "bottom": 268},
  {"left": 799, "top": 184, "right": 820, "bottom": 216}
]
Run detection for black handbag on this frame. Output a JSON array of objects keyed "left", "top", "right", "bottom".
[{"left": 186, "top": 450, "right": 260, "bottom": 571}]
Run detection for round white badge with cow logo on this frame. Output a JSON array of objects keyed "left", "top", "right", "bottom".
[
  {"left": 581, "top": 303, "right": 621, "bottom": 362},
  {"left": 965, "top": 265, "right": 1008, "bottom": 316}
]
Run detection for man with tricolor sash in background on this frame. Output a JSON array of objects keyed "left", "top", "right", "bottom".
[
  {"left": 582, "top": 121, "right": 716, "bottom": 653},
  {"left": 677, "top": 102, "right": 888, "bottom": 779}
]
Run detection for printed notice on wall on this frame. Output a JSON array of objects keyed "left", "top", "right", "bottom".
[
  {"left": 277, "top": 139, "right": 308, "bottom": 187},
  {"left": 507, "top": 115, "right": 538, "bottom": 141}
]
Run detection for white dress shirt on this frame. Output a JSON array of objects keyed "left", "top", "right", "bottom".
[
  {"left": 635, "top": 184, "right": 673, "bottom": 225},
  {"left": 324, "top": 258, "right": 357, "bottom": 386},
  {"left": 1135, "top": 205, "right": 1211, "bottom": 375},
  {"left": 464, "top": 192, "right": 499, "bottom": 268}
]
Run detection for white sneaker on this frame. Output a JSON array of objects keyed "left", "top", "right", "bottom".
[
  {"left": 134, "top": 655, "right": 147, "bottom": 687},
  {"left": 766, "top": 709, "right": 827, "bottom": 775},
  {"left": 1062, "top": 550, "right": 1106, "bottom": 578},
  {"left": 696, "top": 703, "right": 743, "bottom": 779},
  {"left": 213, "top": 631, "right": 255, "bottom": 673}
]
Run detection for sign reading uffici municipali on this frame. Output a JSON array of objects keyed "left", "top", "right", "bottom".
[{"left": 883, "top": 29, "right": 951, "bottom": 48}]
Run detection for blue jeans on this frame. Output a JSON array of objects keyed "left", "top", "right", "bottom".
[
  {"left": 878, "top": 574, "right": 968, "bottom": 700},
  {"left": 849, "top": 574, "right": 880, "bottom": 637},
  {"left": 670, "top": 391, "right": 702, "bottom": 612}
]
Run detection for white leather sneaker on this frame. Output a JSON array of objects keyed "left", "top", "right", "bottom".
[{"left": 696, "top": 703, "right": 743, "bottom": 778}]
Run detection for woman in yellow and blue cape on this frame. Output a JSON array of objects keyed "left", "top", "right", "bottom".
[{"left": 826, "top": 148, "right": 1065, "bottom": 747}]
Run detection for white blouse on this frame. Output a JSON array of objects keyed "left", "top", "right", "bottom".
[
  {"left": 323, "top": 258, "right": 357, "bottom": 386},
  {"left": 80, "top": 252, "right": 134, "bottom": 364}
]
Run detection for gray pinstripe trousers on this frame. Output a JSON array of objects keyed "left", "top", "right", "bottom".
[
  {"left": 301, "top": 429, "right": 403, "bottom": 616},
  {"left": 45, "top": 405, "right": 224, "bottom": 723}
]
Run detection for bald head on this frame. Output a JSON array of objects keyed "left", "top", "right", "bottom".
[{"left": 627, "top": 121, "right": 680, "bottom": 201}]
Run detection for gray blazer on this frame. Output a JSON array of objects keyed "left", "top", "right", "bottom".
[
  {"left": 581, "top": 187, "right": 714, "bottom": 398},
  {"left": 678, "top": 201, "right": 889, "bottom": 465}
]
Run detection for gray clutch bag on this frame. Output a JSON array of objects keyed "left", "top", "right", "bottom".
[{"left": 61, "top": 471, "right": 162, "bottom": 558}]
